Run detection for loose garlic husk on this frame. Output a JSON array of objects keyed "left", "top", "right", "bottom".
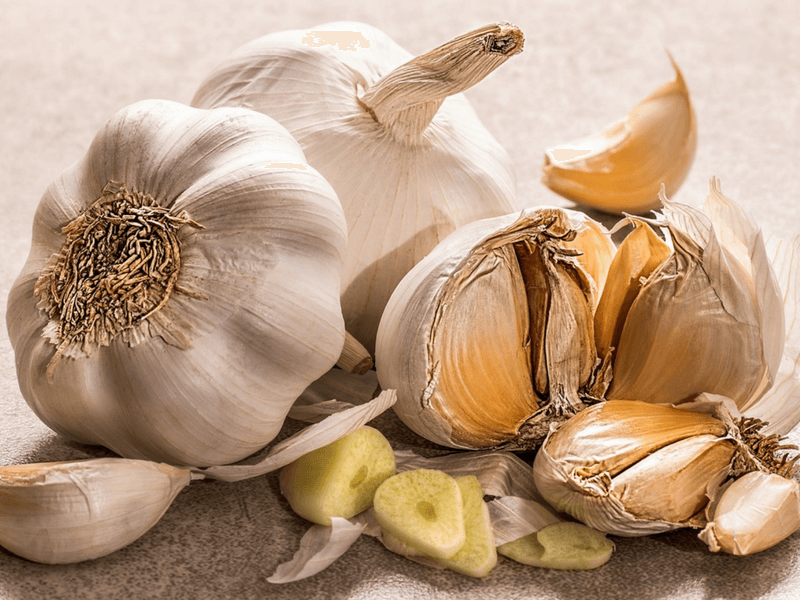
[
  {"left": 542, "top": 53, "right": 697, "bottom": 215},
  {"left": 0, "top": 458, "right": 191, "bottom": 564},
  {"left": 375, "top": 207, "right": 616, "bottom": 450},
  {"left": 699, "top": 470, "right": 800, "bottom": 555},
  {"left": 6, "top": 99, "right": 348, "bottom": 467},
  {"left": 532, "top": 400, "right": 736, "bottom": 536},
  {"left": 597, "top": 179, "right": 800, "bottom": 434},
  {"left": 192, "top": 21, "right": 523, "bottom": 353}
]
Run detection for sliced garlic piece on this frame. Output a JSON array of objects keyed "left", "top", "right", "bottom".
[
  {"left": 376, "top": 207, "right": 615, "bottom": 450},
  {"left": 542, "top": 53, "right": 697, "bottom": 215},
  {"left": 0, "top": 458, "right": 191, "bottom": 564}
]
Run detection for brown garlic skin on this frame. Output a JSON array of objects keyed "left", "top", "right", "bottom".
[{"left": 6, "top": 99, "right": 347, "bottom": 467}]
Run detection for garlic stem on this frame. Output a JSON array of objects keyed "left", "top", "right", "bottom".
[
  {"left": 336, "top": 330, "right": 374, "bottom": 375},
  {"left": 359, "top": 22, "right": 523, "bottom": 144}
]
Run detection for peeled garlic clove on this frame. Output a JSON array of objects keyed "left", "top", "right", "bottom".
[
  {"left": 533, "top": 400, "right": 735, "bottom": 536},
  {"left": 699, "top": 471, "right": 800, "bottom": 555},
  {"left": 0, "top": 458, "right": 191, "bottom": 564},
  {"left": 376, "top": 207, "right": 615, "bottom": 450},
  {"left": 542, "top": 53, "right": 697, "bottom": 215},
  {"left": 605, "top": 181, "right": 786, "bottom": 416}
]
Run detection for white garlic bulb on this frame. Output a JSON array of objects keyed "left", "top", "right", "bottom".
[
  {"left": 192, "top": 21, "right": 523, "bottom": 353},
  {"left": 6, "top": 99, "right": 347, "bottom": 467}
]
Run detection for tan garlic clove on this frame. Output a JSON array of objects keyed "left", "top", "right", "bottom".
[
  {"left": 375, "top": 207, "right": 616, "bottom": 450},
  {"left": 0, "top": 457, "right": 191, "bottom": 564},
  {"left": 532, "top": 400, "right": 736, "bottom": 536},
  {"left": 699, "top": 470, "right": 800, "bottom": 555},
  {"left": 542, "top": 53, "right": 697, "bottom": 215}
]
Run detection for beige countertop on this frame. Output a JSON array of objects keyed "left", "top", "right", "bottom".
[{"left": 1, "top": 1, "right": 799, "bottom": 598}]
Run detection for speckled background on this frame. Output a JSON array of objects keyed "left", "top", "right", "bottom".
[{"left": 1, "top": 1, "right": 799, "bottom": 599}]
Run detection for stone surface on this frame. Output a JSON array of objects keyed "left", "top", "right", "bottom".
[{"left": 1, "top": 1, "right": 798, "bottom": 598}]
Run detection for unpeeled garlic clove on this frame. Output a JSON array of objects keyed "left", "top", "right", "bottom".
[
  {"left": 542, "top": 53, "right": 697, "bottom": 215},
  {"left": 376, "top": 207, "right": 616, "bottom": 450},
  {"left": 699, "top": 470, "right": 800, "bottom": 555},
  {"left": 532, "top": 400, "right": 736, "bottom": 536},
  {"left": 0, "top": 457, "right": 191, "bottom": 564}
]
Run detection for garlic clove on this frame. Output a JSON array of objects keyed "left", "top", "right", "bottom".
[
  {"left": 699, "top": 471, "right": 800, "bottom": 555},
  {"left": 542, "top": 52, "right": 697, "bottom": 215},
  {"left": 0, "top": 458, "right": 191, "bottom": 564},
  {"left": 376, "top": 207, "right": 614, "bottom": 450}
]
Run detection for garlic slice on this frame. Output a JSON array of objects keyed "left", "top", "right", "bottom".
[
  {"left": 376, "top": 207, "right": 615, "bottom": 450},
  {"left": 542, "top": 53, "right": 697, "bottom": 215},
  {"left": 0, "top": 458, "right": 191, "bottom": 564}
]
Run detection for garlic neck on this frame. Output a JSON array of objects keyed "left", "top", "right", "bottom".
[{"left": 358, "top": 22, "right": 523, "bottom": 145}]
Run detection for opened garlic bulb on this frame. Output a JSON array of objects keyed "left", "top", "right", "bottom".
[
  {"left": 0, "top": 458, "right": 190, "bottom": 564},
  {"left": 596, "top": 179, "right": 800, "bottom": 434},
  {"left": 6, "top": 99, "right": 347, "bottom": 467},
  {"left": 542, "top": 53, "right": 697, "bottom": 215},
  {"left": 192, "top": 21, "right": 523, "bottom": 353},
  {"left": 532, "top": 398, "right": 798, "bottom": 538},
  {"left": 376, "top": 207, "right": 616, "bottom": 450}
]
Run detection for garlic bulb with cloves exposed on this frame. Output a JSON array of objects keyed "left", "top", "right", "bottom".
[
  {"left": 542, "top": 53, "right": 697, "bottom": 215},
  {"left": 0, "top": 458, "right": 191, "bottom": 564},
  {"left": 6, "top": 99, "right": 348, "bottom": 467},
  {"left": 532, "top": 398, "right": 798, "bottom": 538},
  {"left": 375, "top": 207, "right": 616, "bottom": 450},
  {"left": 596, "top": 178, "right": 800, "bottom": 434},
  {"left": 192, "top": 21, "right": 523, "bottom": 353}
]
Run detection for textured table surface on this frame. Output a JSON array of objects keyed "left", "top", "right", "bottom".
[{"left": 1, "top": 1, "right": 799, "bottom": 599}]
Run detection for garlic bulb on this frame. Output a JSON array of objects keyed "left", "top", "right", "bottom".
[
  {"left": 192, "top": 21, "right": 523, "bottom": 353},
  {"left": 375, "top": 207, "right": 616, "bottom": 450},
  {"left": 6, "top": 99, "right": 347, "bottom": 467},
  {"left": 0, "top": 458, "right": 191, "bottom": 564},
  {"left": 699, "top": 470, "right": 800, "bottom": 555},
  {"left": 542, "top": 53, "right": 697, "bottom": 215}
]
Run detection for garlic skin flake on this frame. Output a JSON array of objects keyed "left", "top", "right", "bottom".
[
  {"left": 542, "top": 53, "right": 697, "bottom": 215},
  {"left": 193, "top": 21, "right": 523, "bottom": 353},
  {"left": 6, "top": 99, "right": 347, "bottom": 467},
  {"left": 599, "top": 179, "right": 798, "bottom": 433},
  {"left": 699, "top": 471, "right": 800, "bottom": 555},
  {"left": 0, "top": 458, "right": 190, "bottom": 564},
  {"left": 376, "top": 207, "right": 615, "bottom": 450},
  {"left": 532, "top": 400, "right": 735, "bottom": 536}
]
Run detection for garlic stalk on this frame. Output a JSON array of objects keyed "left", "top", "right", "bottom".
[
  {"left": 0, "top": 458, "right": 191, "bottom": 564},
  {"left": 597, "top": 179, "right": 800, "bottom": 433},
  {"left": 376, "top": 207, "right": 616, "bottom": 450},
  {"left": 192, "top": 21, "right": 523, "bottom": 353},
  {"left": 532, "top": 398, "right": 798, "bottom": 537},
  {"left": 542, "top": 53, "right": 697, "bottom": 215},
  {"left": 6, "top": 99, "right": 348, "bottom": 467}
]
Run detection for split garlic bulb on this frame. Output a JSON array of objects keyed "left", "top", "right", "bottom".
[
  {"left": 597, "top": 179, "right": 800, "bottom": 434},
  {"left": 375, "top": 207, "right": 616, "bottom": 450},
  {"left": 6, "top": 99, "right": 347, "bottom": 467},
  {"left": 192, "top": 21, "right": 523, "bottom": 353},
  {"left": 542, "top": 53, "right": 697, "bottom": 215},
  {"left": 0, "top": 458, "right": 191, "bottom": 564}
]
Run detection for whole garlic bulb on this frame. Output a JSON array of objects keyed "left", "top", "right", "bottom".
[
  {"left": 192, "top": 21, "right": 523, "bottom": 353},
  {"left": 6, "top": 99, "right": 347, "bottom": 467},
  {"left": 0, "top": 458, "right": 190, "bottom": 564},
  {"left": 596, "top": 179, "right": 800, "bottom": 434},
  {"left": 375, "top": 207, "right": 616, "bottom": 450}
]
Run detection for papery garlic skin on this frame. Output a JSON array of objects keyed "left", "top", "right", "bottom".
[
  {"left": 532, "top": 400, "right": 735, "bottom": 536},
  {"left": 0, "top": 458, "right": 190, "bottom": 564},
  {"left": 6, "top": 100, "right": 347, "bottom": 467},
  {"left": 192, "top": 21, "right": 522, "bottom": 353},
  {"left": 542, "top": 53, "right": 697, "bottom": 215},
  {"left": 376, "top": 207, "right": 615, "bottom": 450},
  {"left": 699, "top": 471, "right": 800, "bottom": 555}
]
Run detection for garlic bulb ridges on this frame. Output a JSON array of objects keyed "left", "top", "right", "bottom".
[
  {"left": 0, "top": 458, "right": 190, "bottom": 564},
  {"left": 192, "top": 21, "right": 523, "bottom": 353},
  {"left": 542, "top": 52, "right": 697, "bottom": 215}
]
